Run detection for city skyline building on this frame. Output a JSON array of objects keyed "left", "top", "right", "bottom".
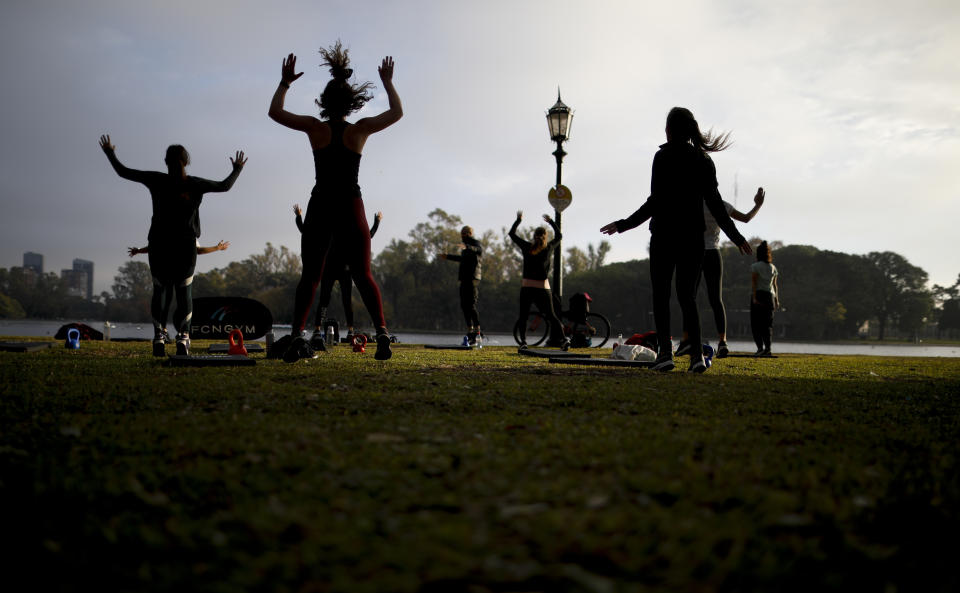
[
  {"left": 23, "top": 251, "right": 43, "bottom": 274},
  {"left": 71, "top": 258, "right": 94, "bottom": 300}
]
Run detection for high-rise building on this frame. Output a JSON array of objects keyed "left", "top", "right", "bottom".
[
  {"left": 23, "top": 252, "right": 43, "bottom": 274},
  {"left": 61, "top": 268, "right": 88, "bottom": 298},
  {"left": 71, "top": 259, "right": 94, "bottom": 300}
]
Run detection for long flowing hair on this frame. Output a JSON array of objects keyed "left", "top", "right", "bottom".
[
  {"left": 666, "top": 107, "right": 731, "bottom": 153},
  {"left": 530, "top": 227, "right": 548, "bottom": 255},
  {"left": 316, "top": 40, "right": 374, "bottom": 120}
]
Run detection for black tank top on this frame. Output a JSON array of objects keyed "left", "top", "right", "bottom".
[{"left": 312, "top": 120, "right": 362, "bottom": 198}]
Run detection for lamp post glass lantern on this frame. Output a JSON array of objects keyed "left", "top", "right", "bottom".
[{"left": 546, "top": 90, "right": 573, "bottom": 311}]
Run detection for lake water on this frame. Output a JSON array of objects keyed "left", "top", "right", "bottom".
[{"left": 3, "top": 319, "right": 959, "bottom": 358}]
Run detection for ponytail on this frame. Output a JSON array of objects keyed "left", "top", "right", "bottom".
[{"left": 666, "top": 107, "right": 731, "bottom": 153}]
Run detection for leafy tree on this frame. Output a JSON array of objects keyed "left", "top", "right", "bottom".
[
  {"left": 933, "top": 274, "right": 960, "bottom": 338},
  {"left": 865, "top": 251, "right": 931, "bottom": 340},
  {"left": 0, "top": 292, "right": 25, "bottom": 319},
  {"left": 105, "top": 261, "right": 152, "bottom": 322}
]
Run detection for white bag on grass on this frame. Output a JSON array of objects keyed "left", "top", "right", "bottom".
[{"left": 611, "top": 344, "right": 657, "bottom": 362}]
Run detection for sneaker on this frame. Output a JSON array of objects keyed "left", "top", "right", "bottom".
[
  {"left": 688, "top": 358, "right": 707, "bottom": 373},
  {"left": 754, "top": 348, "right": 765, "bottom": 357},
  {"left": 309, "top": 331, "right": 327, "bottom": 352},
  {"left": 674, "top": 341, "right": 694, "bottom": 357},
  {"left": 651, "top": 354, "right": 675, "bottom": 372},
  {"left": 283, "top": 336, "right": 315, "bottom": 363},
  {"left": 152, "top": 329, "right": 167, "bottom": 357},
  {"left": 717, "top": 341, "right": 729, "bottom": 358},
  {"left": 518, "top": 342, "right": 528, "bottom": 352},
  {"left": 761, "top": 348, "right": 772, "bottom": 357},
  {"left": 374, "top": 332, "right": 392, "bottom": 360},
  {"left": 467, "top": 331, "right": 478, "bottom": 347},
  {"left": 560, "top": 337, "right": 571, "bottom": 351},
  {"left": 175, "top": 334, "right": 190, "bottom": 357}
]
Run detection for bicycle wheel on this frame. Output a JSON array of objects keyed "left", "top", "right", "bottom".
[
  {"left": 513, "top": 312, "right": 549, "bottom": 346},
  {"left": 569, "top": 312, "right": 611, "bottom": 348}
]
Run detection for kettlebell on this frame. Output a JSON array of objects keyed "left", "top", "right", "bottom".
[
  {"left": 228, "top": 329, "right": 248, "bottom": 356},
  {"left": 702, "top": 343, "right": 714, "bottom": 368},
  {"left": 352, "top": 334, "right": 367, "bottom": 353},
  {"left": 65, "top": 328, "right": 80, "bottom": 350}
]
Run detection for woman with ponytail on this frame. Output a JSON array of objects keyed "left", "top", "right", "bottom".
[
  {"left": 269, "top": 41, "right": 402, "bottom": 362},
  {"left": 509, "top": 211, "right": 569, "bottom": 350},
  {"left": 750, "top": 240, "right": 779, "bottom": 356},
  {"left": 601, "top": 107, "right": 752, "bottom": 372}
]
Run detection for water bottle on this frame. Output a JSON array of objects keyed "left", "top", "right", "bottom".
[
  {"left": 326, "top": 324, "right": 335, "bottom": 346},
  {"left": 614, "top": 332, "right": 623, "bottom": 350},
  {"left": 265, "top": 330, "right": 275, "bottom": 349},
  {"left": 476, "top": 333, "right": 483, "bottom": 349}
]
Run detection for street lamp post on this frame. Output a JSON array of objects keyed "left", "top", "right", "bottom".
[{"left": 546, "top": 90, "right": 573, "bottom": 308}]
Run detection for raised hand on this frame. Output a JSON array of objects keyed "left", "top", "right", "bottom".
[
  {"left": 99, "top": 134, "right": 115, "bottom": 153},
  {"left": 600, "top": 222, "right": 619, "bottom": 235},
  {"left": 738, "top": 240, "right": 753, "bottom": 256},
  {"left": 230, "top": 150, "right": 247, "bottom": 169},
  {"left": 516, "top": 210, "right": 523, "bottom": 220},
  {"left": 378, "top": 56, "right": 394, "bottom": 83},
  {"left": 282, "top": 53, "right": 303, "bottom": 85},
  {"left": 375, "top": 211, "right": 383, "bottom": 222},
  {"left": 754, "top": 187, "right": 765, "bottom": 206},
  {"left": 542, "top": 214, "right": 554, "bottom": 225},
  {"left": 217, "top": 240, "right": 230, "bottom": 251},
  {"left": 127, "top": 246, "right": 138, "bottom": 257},
  {"left": 293, "top": 204, "right": 302, "bottom": 217}
]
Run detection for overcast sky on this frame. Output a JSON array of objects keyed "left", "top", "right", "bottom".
[{"left": 2, "top": 0, "right": 958, "bottom": 296}]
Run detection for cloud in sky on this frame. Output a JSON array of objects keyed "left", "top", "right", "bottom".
[{"left": 1, "top": 0, "right": 958, "bottom": 295}]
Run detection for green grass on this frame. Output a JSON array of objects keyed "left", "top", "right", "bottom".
[{"left": 2, "top": 339, "right": 959, "bottom": 592}]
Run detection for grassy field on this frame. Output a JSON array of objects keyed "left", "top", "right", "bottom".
[{"left": 2, "top": 339, "right": 959, "bottom": 593}]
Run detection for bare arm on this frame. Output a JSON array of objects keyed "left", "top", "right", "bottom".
[
  {"left": 730, "top": 187, "right": 765, "bottom": 222},
  {"left": 128, "top": 246, "right": 148, "bottom": 257},
  {"left": 196, "top": 240, "right": 229, "bottom": 255},
  {"left": 773, "top": 274, "right": 780, "bottom": 309},
  {"left": 352, "top": 57, "right": 403, "bottom": 136},
  {"left": 369, "top": 211, "right": 382, "bottom": 238},
  {"left": 268, "top": 54, "right": 324, "bottom": 134}
]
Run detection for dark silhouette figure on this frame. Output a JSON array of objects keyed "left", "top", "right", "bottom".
[
  {"left": 295, "top": 203, "right": 381, "bottom": 346},
  {"left": 510, "top": 211, "right": 569, "bottom": 350},
  {"left": 601, "top": 107, "right": 751, "bottom": 372},
  {"left": 439, "top": 226, "right": 483, "bottom": 344},
  {"left": 751, "top": 240, "right": 780, "bottom": 356},
  {"left": 99, "top": 134, "right": 246, "bottom": 356},
  {"left": 269, "top": 41, "right": 402, "bottom": 361}
]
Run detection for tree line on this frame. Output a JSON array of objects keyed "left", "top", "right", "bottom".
[{"left": 3, "top": 208, "right": 958, "bottom": 340}]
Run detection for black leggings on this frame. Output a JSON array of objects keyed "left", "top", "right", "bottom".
[
  {"left": 148, "top": 240, "right": 196, "bottom": 336},
  {"left": 650, "top": 235, "right": 704, "bottom": 356},
  {"left": 698, "top": 248, "right": 726, "bottom": 336},
  {"left": 315, "top": 254, "right": 355, "bottom": 329},
  {"left": 460, "top": 281, "right": 480, "bottom": 329},
  {"left": 293, "top": 196, "right": 385, "bottom": 334},
  {"left": 517, "top": 286, "right": 563, "bottom": 343},
  {"left": 751, "top": 290, "right": 774, "bottom": 350}
]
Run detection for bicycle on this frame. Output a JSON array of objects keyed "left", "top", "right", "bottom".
[{"left": 512, "top": 293, "right": 611, "bottom": 348}]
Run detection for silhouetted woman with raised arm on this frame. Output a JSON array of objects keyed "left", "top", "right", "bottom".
[
  {"left": 99, "top": 135, "right": 246, "bottom": 357},
  {"left": 601, "top": 107, "right": 751, "bottom": 372},
  {"left": 510, "top": 211, "right": 570, "bottom": 351},
  {"left": 269, "top": 41, "right": 402, "bottom": 361}
]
